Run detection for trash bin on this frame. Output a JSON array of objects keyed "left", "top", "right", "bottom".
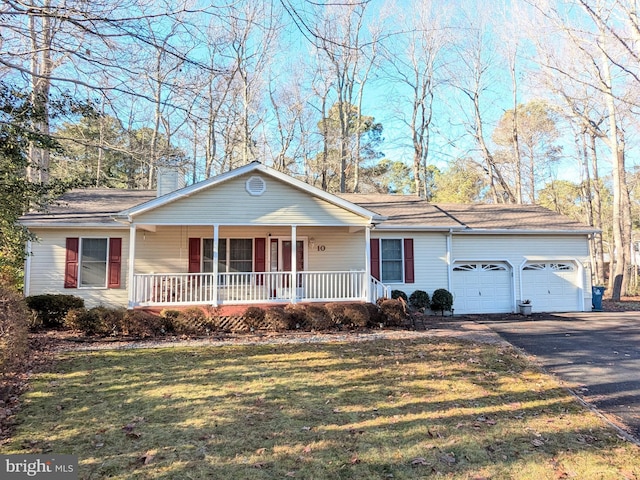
[{"left": 592, "top": 286, "right": 604, "bottom": 311}]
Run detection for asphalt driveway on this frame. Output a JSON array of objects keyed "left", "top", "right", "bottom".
[{"left": 481, "top": 311, "right": 640, "bottom": 443}]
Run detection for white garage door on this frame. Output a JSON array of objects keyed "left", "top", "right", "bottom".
[
  {"left": 522, "top": 262, "right": 580, "bottom": 312},
  {"left": 452, "top": 263, "right": 513, "bottom": 314}
]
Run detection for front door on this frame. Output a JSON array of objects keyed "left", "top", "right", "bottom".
[{"left": 270, "top": 239, "right": 304, "bottom": 287}]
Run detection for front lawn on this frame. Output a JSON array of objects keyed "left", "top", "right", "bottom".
[{"left": 3, "top": 337, "right": 638, "bottom": 479}]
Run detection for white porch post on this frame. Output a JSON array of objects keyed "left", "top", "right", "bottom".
[
  {"left": 365, "top": 226, "right": 371, "bottom": 302},
  {"left": 128, "top": 224, "right": 136, "bottom": 308},
  {"left": 291, "top": 225, "right": 297, "bottom": 304},
  {"left": 212, "top": 224, "right": 219, "bottom": 307}
]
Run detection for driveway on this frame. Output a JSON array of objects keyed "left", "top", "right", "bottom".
[{"left": 481, "top": 311, "right": 640, "bottom": 443}]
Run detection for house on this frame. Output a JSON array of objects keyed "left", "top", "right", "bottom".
[{"left": 20, "top": 161, "right": 597, "bottom": 314}]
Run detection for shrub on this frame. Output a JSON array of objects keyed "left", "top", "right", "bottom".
[
  {"left": 263, "top": 306, "right": 293, "bottom": 331},
  {"left": 377, "top": 298, "right": 408, "bottom": 327},
  {"left": 173, "top": 307, "right": 217, "bottom": 336},
  {"left": 343, "top": 303, "right": 370, "bottom": 328},
  {"left": 64, "top": 306, "right": 125, "bottom": 335},
  {"left": 364, "top": 302, "right": 386, "bottom": 327},
  {"left": 243, "top": 306, "right": 265, "bottom": 331},
  {"left": 284, "top": 304, "right": 309, "bottom": 330},
  {"left": 324, "top": 303, "right": 347, "bottom": 326},
  {"left": 391, "top": 290, "right": 408, "bottom": 302},
  {"left": 26, "top": 294, "right": 85, "bottom": 328},
  {"left": 0, "top": 286, "right": 30, "bottom": 377},
  {"left": 431, "top": 288, "right": 454, "bottom": 314},
  {"left": 409, "top": 290, "right": 430, "bottom": 310},
  {"left": 304, "top": 304, "right": 333, "bottom": 330},
  {"left": 123, "top": 310, "right": 167, "bottom": 338}
]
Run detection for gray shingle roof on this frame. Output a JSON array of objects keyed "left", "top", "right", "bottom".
[
  {"left": 21, "top": 189, "right": 594, "bottom": 233},
  {"left": 20, "top": 189, "right": 156, "bottom": 226}
]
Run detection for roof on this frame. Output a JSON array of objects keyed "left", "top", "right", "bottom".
[
  {"left": 339, "top": 194, "right": 594, "bottom": 233},
  {"left": 20, "top": 189, "right": 156, "bottom": 226},
  {"left": 20, "top": 166, "right": 595, "bottom": 234}
]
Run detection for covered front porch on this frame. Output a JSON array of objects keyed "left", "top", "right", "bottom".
[{"left": 126, "top": 224, "right": 388, "bottom": 308}]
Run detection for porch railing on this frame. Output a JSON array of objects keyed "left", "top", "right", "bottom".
[{"left": 132, "top": 271, "right": 389, "bottom": 307}]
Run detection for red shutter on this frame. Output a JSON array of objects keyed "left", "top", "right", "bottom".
[
  {"left": 254, "top": 238, "right": 266, "bottom": 285},
  {"left": 108, "top": 238, "right": 122, "bottom": 288},
  {"left": 64, "top": 238, "right": 79, "bottom": 288},
  {"left": 404, "top": 238, "right": 415, "bottom": 284},
  {"left": 188, "top": 238, "right": 201, "bottom": 273},
  {"left": 370, "top": 238, "right": 380, "bottom": 280}
]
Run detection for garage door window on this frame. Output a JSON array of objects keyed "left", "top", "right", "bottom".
[{"left": 523, "top": 263, "right": 574, "bottom": 272}]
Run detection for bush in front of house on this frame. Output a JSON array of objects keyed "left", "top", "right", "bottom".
[
  {"left": 263, "top": 306, "right": 292, "bottom": 331},
  {"left": 324, "top": 303, "right": 347, "bottom": 327},
  {"left": 409, "top": 290, "right": 430, "bottom": 311},
  {"left": 431, "top": 288, "right": 454, "bottom": 315},
  {"left": 243, "top": 306, "right": 266, "bottom": 331},
  {"left": 63, "top": 306, "right": 126, "bottom": 335},
  {"left": 123, "top": 310, "right": 168, "bottom": 338},
  {"left": 377, "top": 298, "right": 408, "bottom": 326},
  {"left": 284, "top": 304, "right": 309, "bottom": 330},
  {"left": 26, "top": 294, "right": 85, "bottom": 329},
  {"left": 172, "top": 307, "right": 217, "bottom": 336},
  {"left": 0, "top": 286, "right": 30, "bottom": 377},
  {"left": 304, "top": 304, "right": 333, "bottom": 330},
  {"left": 364, "top": 302, "right": 386, "bottom": 327},
  {"left": 391, "top": 290, "right": 408, "bottom": 302},
  {"left": 343, "top": 303, "right": 370, "bottom": 328}
]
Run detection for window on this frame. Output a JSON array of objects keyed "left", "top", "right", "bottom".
[
  {"left": 65, "top": 237, "right": 121, "bottom": 289},
  {"left": 80, "top": 238, "right": 108, "bottom": 287},
  {"left": 381, "top": 239, "right": 403, "bottom": 283},
  {"left": 202, "top": 238, "right": 253, "bottom": 273}
]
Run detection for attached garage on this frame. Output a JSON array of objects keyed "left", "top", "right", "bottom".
[
  {"left": 451, "top": 262, "right": 513, "bottom": 314},
  {"left": 521, "top": 261, "right": 582, "bottom": 312}
]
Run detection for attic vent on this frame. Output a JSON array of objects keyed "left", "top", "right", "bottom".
[{"left": 246, "top": 175, "right": 266, "bottom": 196}]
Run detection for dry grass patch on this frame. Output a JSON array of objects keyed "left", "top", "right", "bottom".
[{"left": 2, "top": 338, "right": 639, "bottom": 479}]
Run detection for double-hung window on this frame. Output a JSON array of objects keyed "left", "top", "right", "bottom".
[
  {"left": 202, "top": 238, "right": 253, "bottom": 273},
  {"left": 371, "top": 238, "right": 414, "bottom": 284},
  {"left": 381, "top": 239, "right": 403, "bottom": 283},
  {"left": 80, "top": 238, "right": 108, "bottom": 287},
  {"left": 65, "top": 237, "right": 121, "bottom": 289}
]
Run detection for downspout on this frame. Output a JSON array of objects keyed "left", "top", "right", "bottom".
[
  {"left": 364, "top": 225, "right": 371, "bottom": 302},
  {"left": 291, "top": 225, "right": 297, "bottom": 304},
  {"left": 446, "top": 229, "right": 453, "bottom": 292},
  {"left": 212, "top": 224, "right": 219, "bottom": 307},
  {"left": 127, "top": 225, "right": 136, "bottom": 309},
  {"left": 24, "top": 239, "right": 32, "bottom": 297}
]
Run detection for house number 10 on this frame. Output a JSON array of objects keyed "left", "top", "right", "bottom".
[{"left": 316, "top": 245, "right": 326, "bottom": 251}]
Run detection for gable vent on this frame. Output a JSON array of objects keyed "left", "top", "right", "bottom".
[{"left": 246, "top": 175, "right": 266, "bottom": 196}]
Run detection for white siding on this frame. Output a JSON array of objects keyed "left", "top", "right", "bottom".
[
  {"left": 371, "top": 231, "right": 449, "bottom": 298},
  {"left": 134, "top": 173, "right": 369, "bottom": 226},
  {"left": 28, "top": 228, "right": 130, "bottom": 308}
]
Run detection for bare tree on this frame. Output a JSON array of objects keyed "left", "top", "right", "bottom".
[
  {"left": 381, "top": 0, "right": 449, "bottom": 198},
  {"left": 528, "top": 0, "right": 634, "bottom": 299},
  {"left": 448, "top": 11, "right": 515, "bottom": 204}
]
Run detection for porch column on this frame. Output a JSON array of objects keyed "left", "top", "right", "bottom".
[
  {"left": 212, "top": 224, "right": 219, "bottom": 307},
  {"left": 364, "top": 226, "right": 371, "bottom": 302},
  {"left": 127, "top": 224, "right": 136, "bottom": 308},
  {"left": 291, "top": 225, "right": 297, "bottom": 304}
]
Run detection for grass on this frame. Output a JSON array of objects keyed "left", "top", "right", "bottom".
[{"left": 3, "top": 337, "right": 639, "bottom": 479}]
